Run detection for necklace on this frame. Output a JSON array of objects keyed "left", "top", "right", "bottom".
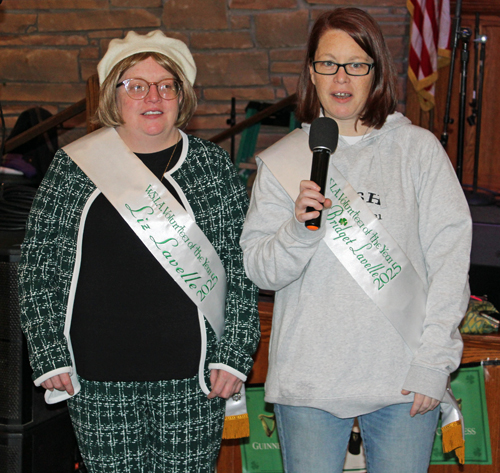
[{"left": 160, "top": 135, "right": 180, "bottom": 182}]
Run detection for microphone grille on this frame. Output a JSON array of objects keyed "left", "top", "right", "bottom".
[{"left": 309, "top": 117, "right": 339, "bottom": 153}]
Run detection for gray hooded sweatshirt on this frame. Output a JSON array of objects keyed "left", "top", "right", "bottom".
[{"left": 241, "top": 112, "right": 472, "bottom": 417}]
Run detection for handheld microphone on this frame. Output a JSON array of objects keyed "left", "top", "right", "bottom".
[{"left": 305, "top": 117, "right": 339, "bottom": 230}]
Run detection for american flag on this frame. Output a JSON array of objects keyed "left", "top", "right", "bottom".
[{"left": 408, "top": 0, "right": 451, "bottom": 111}]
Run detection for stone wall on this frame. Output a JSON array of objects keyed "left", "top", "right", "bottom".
[{"left": 0, "top": 0, "right": 410, "bottom": 152}]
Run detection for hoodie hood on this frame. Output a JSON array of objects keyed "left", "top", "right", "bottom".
[
  {"left": 301, "top": 112, "right": 413, "bottom": 211},
  {"left": 360, "top": 112, "right": 412, "bottom": 142}
]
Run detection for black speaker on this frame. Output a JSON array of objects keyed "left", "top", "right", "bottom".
[
  {"left": 469, "top": 206, "right": 500, "bottom": 310},
  {"left": 0, "top": 234, "right": 67, "bottom": 427},
  {"left": 0, "top": 232, "right": 82, "bottom": 473},
  {"left": 0, "top": 412, "right": 80, "bottom": 473}
]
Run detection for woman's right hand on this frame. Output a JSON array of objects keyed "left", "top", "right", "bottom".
[
  {"left": 41, "top": 373, "right": 74, "bottom": 396},
  {"left": 295, "top": 180, "right": 332, "bottom": 224}
]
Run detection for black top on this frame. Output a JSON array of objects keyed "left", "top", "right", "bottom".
[{"left": 71, "top": 141, "right": 201, "bottom": 381}]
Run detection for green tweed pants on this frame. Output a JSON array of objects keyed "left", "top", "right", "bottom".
[{"left": 67, "top": 374, "right": 225, "bottom": 473}]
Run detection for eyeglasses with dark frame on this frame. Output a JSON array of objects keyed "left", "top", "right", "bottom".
[
  {"left": 116, "top": 78, "right": 183, "bottom": 100},
  {"left": 312, "top": 61, "right": 375, "bottom": 76}
]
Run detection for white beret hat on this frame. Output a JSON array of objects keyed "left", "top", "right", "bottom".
[{"left": 97, "top": 30, "right": 197, "bottom": 86}]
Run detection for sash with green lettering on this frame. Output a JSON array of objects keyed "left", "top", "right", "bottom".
[
  {"left": 259, "top": 127, "right": 465, "bottom": 463},
  {"left": 64, "top": 127, "right": 226, "bottom": 339}
]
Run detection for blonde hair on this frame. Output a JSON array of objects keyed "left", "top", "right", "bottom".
[{"left": 94, "top": 52, "right": 197, "bottom": 129}]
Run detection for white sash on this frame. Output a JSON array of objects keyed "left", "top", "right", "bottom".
[
  {"left": 63, "top": 127, "right": 227, "bottom": 339},
  {"left": 259, "top": 128, "right": 463, "bottom": 434}
]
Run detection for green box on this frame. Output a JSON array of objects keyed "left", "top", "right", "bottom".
[
  {"left": 430, "top": 365, "right": 492, "bottom": 465},
  {"left": 240, "top": 386, "right": 284, "bottom": 473}
]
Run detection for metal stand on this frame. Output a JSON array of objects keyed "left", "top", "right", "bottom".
[
  {"left": 464, "top": 35, "right": 495, "bottom": 205},
  {"left": 439, "top": 1, "right": 494, "bottom": 206},
  {"left": 441, "top": 0, "right": 463, "bottom": 149},
  {"left": 467, "top": 13, "right": 480, "bottom": 127},
  {"left": 456, "top": 27, "right": 472, "bottom": 183}
]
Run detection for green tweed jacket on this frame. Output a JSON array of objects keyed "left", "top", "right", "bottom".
[{"left": 18, "top": 131, "right": 260, "bottom": 387}]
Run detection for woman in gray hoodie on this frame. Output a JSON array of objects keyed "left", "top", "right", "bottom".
[{"left": 241, "top": 8, "right": 471, "bottom": 473}]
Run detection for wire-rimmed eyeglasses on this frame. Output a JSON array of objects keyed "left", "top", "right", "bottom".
[
  {"left": 116, "top": 78, "right": 182, "bottom": 100},
  {"left": 312, "top": 61, "right": 375, "bottom": 76}
]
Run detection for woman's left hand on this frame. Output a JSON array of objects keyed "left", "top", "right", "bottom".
[
  {"left": 401, "top": 389, "right": 440, "bottom": 416},
  {"left": 208, "top": 369, "right": 243, "bottom": 400}
]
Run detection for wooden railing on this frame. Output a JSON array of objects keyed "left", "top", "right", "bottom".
[
  {"left": 209, "top": 93, "right": 297, "bottom": 144},
  {"left": 3, "top": 74, "right": 296, "bottom": 153},
  {"left": 3, "top": 99, "right": 86, "bottom": 154}
]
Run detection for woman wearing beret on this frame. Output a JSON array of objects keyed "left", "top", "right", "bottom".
[{"left": 18, "top": 30, "right": 259, "bottom": 473}]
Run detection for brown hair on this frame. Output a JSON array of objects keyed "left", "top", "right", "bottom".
[
  {"left": 295, "top": 8, "right": 398, "bottom": 129},
  {"left": 94, "top": 51, "right": 197, "bottom": 129}
]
